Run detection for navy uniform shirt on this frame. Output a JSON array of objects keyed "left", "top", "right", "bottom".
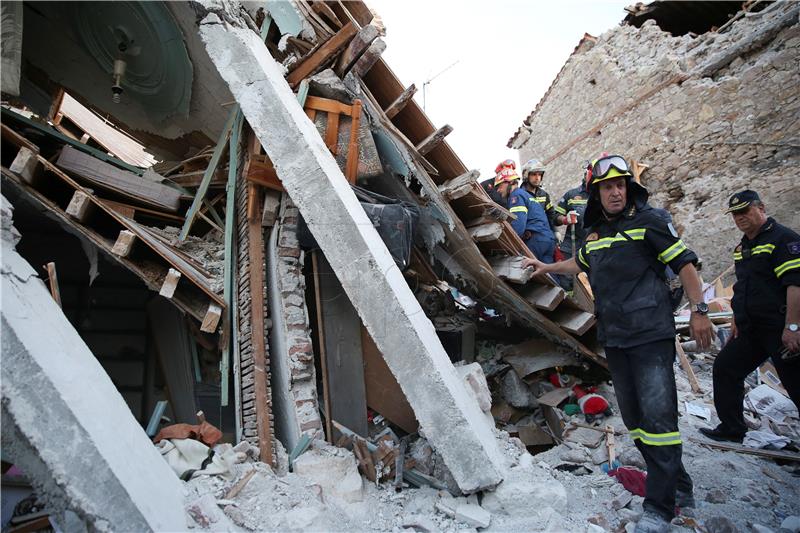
[
  {"left": 529, "top": 186, "right": 556, "bottom": 230},
  {"left": 576, "top": 203, "right": 697, "bottom": 348},
  {"left": 508, "top": 187, "right": 552, "bottom": 240},
  {"left": 555, "top": 183, "right": 589, "bottom": 252},
  {"left": 731, "top": 217, "right": 800, "bottom": 330}
]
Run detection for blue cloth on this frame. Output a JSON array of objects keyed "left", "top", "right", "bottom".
[{"left": 508, "top": 188, "right": 555, "bottom": 262}]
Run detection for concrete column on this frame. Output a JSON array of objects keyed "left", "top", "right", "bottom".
[
  {"left": 198, "top": 14, "right": 504, "bottom": 492},
  {"left": 1, "top": 197, "right": 185, "bottom": 531}
]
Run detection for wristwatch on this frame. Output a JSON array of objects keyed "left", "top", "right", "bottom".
[
  {"left": 692, "top": 302, "right": 709, "bottom": 315},
  {"left": 787, "top": 323, "right": 799, "bottom": 332}
]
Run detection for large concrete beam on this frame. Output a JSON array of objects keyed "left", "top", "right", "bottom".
[
  {"left": 1, "top": 197, "right": 185, "bottom": 531},
  {"left": 198, "top": 13, "right": 504, "bottom": 492}
]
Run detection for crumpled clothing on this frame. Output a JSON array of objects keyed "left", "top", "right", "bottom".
[
  {"left": 156, "top": 438, "right": 238, "bottom": 481},
  {"left": 743, "top": 429, "right": 791, "bottom": 450},
  {"left": 609, "top": 466, "right": 647, "bottom": 497},
  {"left": 153, "top": 421, "right": 223, "bottom": 447}
]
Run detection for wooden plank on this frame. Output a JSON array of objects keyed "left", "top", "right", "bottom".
[
  {"left": 438, "top": 169, "right": 479, "bottom": 200},
  {"left": 416, "top": 124, "right": 453, "bottom": 156},
  {"left": 311, "top": 251, "right": 334, "bottom": 441},
  {"left": 311, "top": 1, "right": 343, "bottom": 28},
  {"left": 344, "top": 100, "right": 362, "bottom": 183},
  {"left": 503, "top": 352, "right": 580, "bottom": 379},
  {"left": 101, "top": 199, "right": 136, "bottom": 219},
  {"left": 312, "top": 252, "right": 369, "bottom": 437},
  {"left": 468, "top": 222, "right": 503, "bottom": 243},
  {"left": 362, "top": 325, "right": 419, "bottom": 434},
  {"left": 286, "top": 22, "right": 357, "bottom": 87},
  {"left": 537, "top": 387, "right": 572, "bottom": 408},
  {"left": 351, "top": 38, "right": 386, "bottom": 78},
  {"left": 675, "top": 336, "right": 702, "bottom": 394},
  {"left": 111, "top": 230, "right": 137, "bottom": 257},
  {"left": 518, "top": 284, "right": 565, "bottom": 312},
  {"left": 246, "top": 184, "right": 274, "bottom": 464},
  {"left": 261, "top": 190, "right": 281, "bottom": 227},
  {"left": 44, "top": 262, "right": 62, "bottom": 308},
  {"left": 335, "top": 23, "right": 379, "bottom": 77},
  {"left": 304, "top": 95, "right": 356, "bottom": 116},
  {"left": 551, "top": 308, "right": 596, "bottom": 336},
  {"left": 384, "top": 83, "right": 417, "bottom": 120},
  {"left": 325, "top": 111, "right": 340, "bottom": 154},
  {"left": 9, "top": 147, "right": 42, "bottom": 186},
  {"left": 178, "top": 109, "right": 237, "bottom": 241},
  {"left": 56, "top": 146, "right": 180, "bottom": 212},
  {"left": 248, "top": 160, "right": 285, "bottom": 192},
  {"left": 689, "top": 437, "right": 800, "bottom": 462},
  {"left": 99, "top": 198, "right": 183, "bottom": 222},
  {"left": 159, "top": 268, "right": 182, "bottom": 299},
  {"left": 200, "top": 303, "right": 223, "bottom": 333},
  {"left": 488, "top": 256, "right": 534, "bottom": 284},
  {"left": 65, "top": 190, "right": 94, "bottom": 222}
]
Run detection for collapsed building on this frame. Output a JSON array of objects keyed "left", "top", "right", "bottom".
[{"left": 1, "top": 1, "right": 799, "bottom": 531}]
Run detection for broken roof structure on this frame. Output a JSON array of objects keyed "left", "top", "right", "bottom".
[{"left": 0, "top": 0, "right": 616, "bottom": 528}]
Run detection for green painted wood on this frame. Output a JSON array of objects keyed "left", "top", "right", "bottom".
[
  {"left": 260, "top": 14, "right": 273, "bottom": 41},
  {"left": 296, "top": 79, "right": 310, "bottom": 106},
  {"left": 2, "top": 107, "right": 144, "bottom": 175},
  {"left": 178, "top": 108, "right": 237, "bottom": 241}
]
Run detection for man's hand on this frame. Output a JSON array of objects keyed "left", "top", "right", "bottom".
[
  {"left": 690, "top": 312, "right": 714, "bottom": 351},
  {"left": 521, "top": 257, "right": 549, "bottom": 277},
  {"left": 783, "top": 327, "right": 800, "bottom": 353},
  {"left": 566, "top": 210, "right": 579, "bottom": 225}
]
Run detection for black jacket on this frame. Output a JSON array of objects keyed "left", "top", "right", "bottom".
[
  {"left": 555, "top": 182, "right": 589, "bottom": 252},
  {"left": 527, "top": 186, "right": 556, "bottom": 231},
  {"left": 577, "top": 192, "right": 697, "bottom": 348},
  {"left": 731, "top": 217, "right": 800, "bottom": 330}
]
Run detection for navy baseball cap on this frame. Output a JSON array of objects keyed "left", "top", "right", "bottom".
[{"left": 725, "top": 190, "right": 760, "bottom": 214}]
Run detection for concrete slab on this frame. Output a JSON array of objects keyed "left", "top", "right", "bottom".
[
  {"left": 197, "top": 11, "right": 504, "bottom": 492},
  {"left": 1, "top": 196, "right": 185, "bottom": 531}
]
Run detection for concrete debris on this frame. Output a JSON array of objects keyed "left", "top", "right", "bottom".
[
  {"left": 705, "top": 516, "right": 741, "bottom": 533},
  {"left": 454, "top": 503, "right": 491, "bottom": 529},
  {"left": 781, "top": 516, "right": 800, "bottom": 533},
  {"left": 292, "top": 441, "right": 364, "bottom": 503},
  {"left": 499, "top": 369, "right": 538, "bottom": 409}
]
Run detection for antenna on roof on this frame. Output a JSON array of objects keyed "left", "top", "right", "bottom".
[{"left": 422, "top": 60, "right": 459, "bottom": 113}]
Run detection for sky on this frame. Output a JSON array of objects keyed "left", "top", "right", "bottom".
[{"left": 368, "top": 0, "right": 631, "bottom": 181}]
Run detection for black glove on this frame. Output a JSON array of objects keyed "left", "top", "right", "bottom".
[{"left": 522, "top": 230, "right": 533, "bottom": 241}]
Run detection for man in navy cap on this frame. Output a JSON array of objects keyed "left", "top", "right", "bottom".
[{"left": 700, "top": 190, "right": 800, "bottom": 442}]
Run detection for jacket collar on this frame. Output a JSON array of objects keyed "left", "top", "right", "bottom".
[{"left": 742, "top": 217, "right": 775, "bottom": 244}]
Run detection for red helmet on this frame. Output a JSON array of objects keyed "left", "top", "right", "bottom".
[{"left": 494, "top": 159, "right": 516, "bottom": 175}]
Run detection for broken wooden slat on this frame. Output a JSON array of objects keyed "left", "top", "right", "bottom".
[
  {"left": 286, "top": 21, "right": 357, "bottom": 87},
  {"left": 261, "top": 190, "right": 281, "bottom": 227},
  {"left": 551, "top": 308, "right": 596, "bottom": 336},
  {"left": 100, "top": 199, "right": 136, "bottom": 219},
  {"left": 518, "top": 284, "right": 566, "bottom": 311},
  {"left": 488, "top": 256, "right": 534, "bottom": 284},
  {"left": 344, "top": 100, "right": 362, "bottom": 183},
  {"left": 159, "top": 268, "right": 182, "bottom": 299},
  {"left": 57, "top": 146, "right": 181, "bottom": 213},
  {"left": 44, "top": 262, "right": 62, "bottom": 308},
  {"left": 351, "top": 38, "right": 386, "bottom": 78},
  {"left": 384, "top": 83, "right": 417, "bottom": 120},
  {"left": 416, "top": 124, "right": 453, "bottom": 156},
  {"left": 200, "top": 303, "right": 223, "bottom": 333},
  {"left": 689, "top": 437, "right": 800, "bottom": 462},
  {"left": 178, "top": 108, "right": 237, "bottom": 241},
  {"left": 438, "top": 169, "right": 479, "bottom": 201},
  {"left": 468, "top": 222, "right": 503, "bottom": 243},
  {"left": 304, "top": 95, "right": 357, "bottom": 116},
  {"left": 10, "top": 146, "right": 42, "bottom": 186},
  {"left": 675, "top": 336, "right": 702, "bottom": 394},
  {"left": 324, "top": 111, "right": 340, "bottom": 154},
  {"left": 65, "top": 190, "right": 94, "bottom": 222},
  {"left": 111, "top": 230, "right": 137, "bottom": 257},
  {"left": 335, "top": 23, "right": 380, "bottom": 77},
  {"left": 311, "top": 1, "right": 343, "bottom": 28}
]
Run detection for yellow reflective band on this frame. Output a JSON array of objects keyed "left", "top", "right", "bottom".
[
  {"left": 555, "top": 206, "right": 567, "bottom": 215},
  {"left": 775, "top": 258, "right": 800, "bottom": 278},
  {"left": 546, "top": 202, "right": 552, "bottom": 210},
  {"left": 658, "top": 240, "right": 687, "bottom": 264},
  {"left": 751, "top": 244, "right": 775, "bottom": 255},
  {"left": 568, "top": 199, "right": 588, "bottom": 205},
  {"left": 509, "top": 206, "right": 528, "bottom": 213},
  {"left": 534, "top": 197, "right": 547, "bottom": 203},
  {"left": 578, "top": 248, "right": 589, "bottom": 268},
  {"left": 629, "top": 428, "right": 682, "bottom": 446},
  {"left": 733, "top": 251, "right": 743, "bottom": 261},
  {"left": 584, "top": 229, "right": 647, "bottom": 253}
]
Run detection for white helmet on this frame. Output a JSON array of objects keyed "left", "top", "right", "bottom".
[{"left": 522, "top": 158, "right": 546, "bottom": 178}]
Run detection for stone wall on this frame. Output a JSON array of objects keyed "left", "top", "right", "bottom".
[{"left": 513, "top": 4, "right": 800, "bottom": 278}]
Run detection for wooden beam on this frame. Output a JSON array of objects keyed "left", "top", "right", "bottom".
[
  {"left": 10, "top": 147, "right": 42, "bottom": 186},
  {"left": 675, "top": 336, "right": 702, "bottom": 394},
  {"left": 551, "top": 308, "right": 596, "bottom": 336},
  {"left": 200, "top": 303, "right": 223, "bottom": 333},
  {"left": 286, "top": 21, "right": 357, "bottom": 87},
  {"left": 311, "top": 251, "right": 334, "bottom": 442},
  {"left": 351, "top": 38, "right": 385, "bottom": 78},
  {"left": 304, "top": 95, "right": 357, "bottom": 116},
  {"left": 518, "top": 284, "right": 565, "bottom": 312},
  {"left": 178, "top": 108, "right": 237, "bottom": 241},
  {"left": 468, "top": 222, "right": 503, "bottom": 243},
  {"left": 488, "top": 256, "right": 534, "bottom": 284},
  {"left": 384, "top": 83, "right": 417, "bottom": 120},
  {"left": 344, "top": 100, "right": 362, "bottom": 183},
  {"left": 335, "top": 23, "right": 379, "bottom": 78},
  {"left": 689, "top": 437, "right": 800, "bottom": 462},
  {"left": 416, "top": 124, "right": 452, "bottom": 156},
  {"left": 65, "top": 190, "right": 94, "bottom": 222},
  {"left": 246, "top": 183, "right": 273, "bottom": 464},
  {"left": 44, "top": 262, "right": 61, "bottom": 308},
  {"left": 159, "top": 268, "right": 182, "bottom": 299},
  {"left": 111, "top": 230, "right": 137, "bottom": 257},
  {"left": 438, "top": 169, "right": 479, "bottom": 200}
]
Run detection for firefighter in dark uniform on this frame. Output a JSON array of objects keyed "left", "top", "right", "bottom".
[
  {"left": 700, "top": 190, "right": 800, "bottom": 443},
  {"left": 520, "top": 158, "right": 556, "bottom": 231},
  {"left": 523, "top": 155, "right": 713, "bottom": 532}
]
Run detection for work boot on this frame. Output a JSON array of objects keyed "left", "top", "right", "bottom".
[
  {"left": 699, "top": 425, "right": 745, "bottom": 443},
  {"left": 676, "top": 490, "right": 695, "bottom": 509},
  {"left": 634, "top": 511, "right": 671, "bottom": 533}
]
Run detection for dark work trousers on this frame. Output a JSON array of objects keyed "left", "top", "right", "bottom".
[
  {"left": 525, "top": 236, "right": 555, "bottom": 265},
  {"left": 606, "top": 339, "right": 693, "bottom": 521},
  {"left": 712, "top": 325, "right": 800, "bottom": 435},
  {"left": 556, "top": 247, "right": 574, "bottom": 291}
]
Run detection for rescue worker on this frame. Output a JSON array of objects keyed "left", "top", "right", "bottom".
[
  {"left": 520, "top": 158, "right": 556, "bottom": 230},
  {"left": 482, "top": 159, "right": 519, "bottom": 207},
  {"left": 508, "top": 174, "right": 556, "bottom": 264},
  {"left": 553, "top": 161, "right": 592, "bottom": 289},
  {"left": 522, "top": 154, "right": 713, "bottom": 532},
  {"left": 700, "top": 191, "right": 800, "bottom": 443}
]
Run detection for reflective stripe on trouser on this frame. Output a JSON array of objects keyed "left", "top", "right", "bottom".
[{"left": 605, "top": 339, "right": 693, "bottom": 521}]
